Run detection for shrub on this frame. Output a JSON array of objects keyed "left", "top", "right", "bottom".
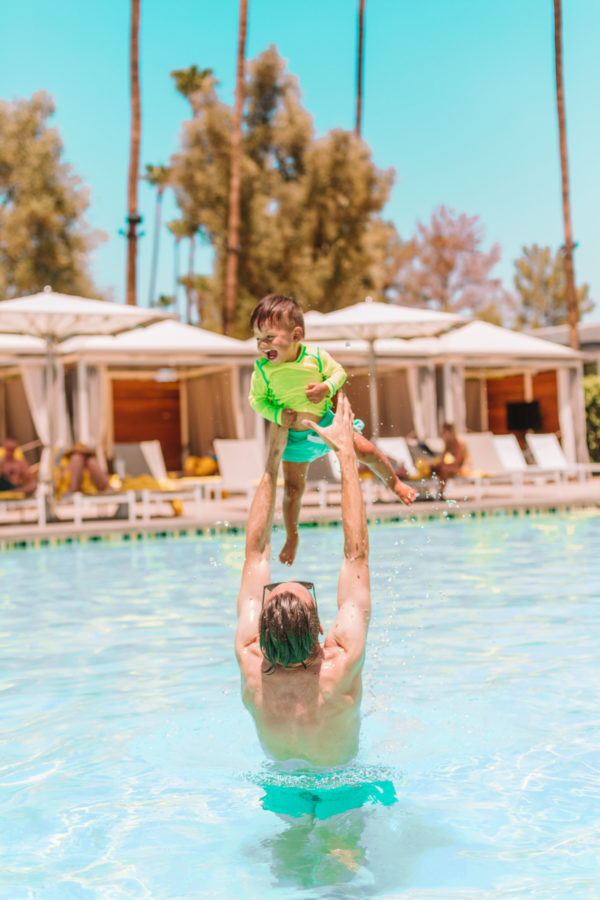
[{"left": 584, "top": 375, "right": 600, "bottom": 461}]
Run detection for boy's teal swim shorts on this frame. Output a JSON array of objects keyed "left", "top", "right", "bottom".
[{"left": 282, "top": 410, "right": 365, "bottom": 463}]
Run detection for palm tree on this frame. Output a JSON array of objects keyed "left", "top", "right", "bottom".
[
  {"left": 222, "top": 0, "right": 249, "bottom": 336},
  {"left": 171, "top": 65, "right": 214, "bottom": 117},
  {"left": 126, "top": 0, "right": 142, "bottom": 305},
  {"left": 355, "top": 0, "right": 366, "bottom": 138},
  {"left": 553, "top": 0, "right": 579, "bottom": 350},
  {"left": 143, "top": 164, "right": 170, "bottom": 306}
]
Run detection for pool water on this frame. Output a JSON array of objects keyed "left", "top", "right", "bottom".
[{"left": 1, "top": 513, "right": 599, "bottom": 898}]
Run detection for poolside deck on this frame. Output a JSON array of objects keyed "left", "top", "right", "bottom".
[{"left": 1, "top": 476, "right": 599, "bottom": 547}]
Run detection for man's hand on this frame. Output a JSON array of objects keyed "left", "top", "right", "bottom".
[
  {"left": 305, "top": 381, "right": 330, "bottom": 404},
  {"left": 280, "top": 408, "right": 298, "bottom": 427},
  {"left": 303, "top": 393, "right": 354, "bottom": 455}
]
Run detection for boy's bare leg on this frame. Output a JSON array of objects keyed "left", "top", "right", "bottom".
[
  {"left": 353, "top": 433, "right": 416, "bottom": 505},
  {"left": 280, "top": 460, "right": 309, "bottom": 565}
]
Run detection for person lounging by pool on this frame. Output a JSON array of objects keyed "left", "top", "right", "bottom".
[
  {"left": 0, "top": 438, "right": 37, "bottom": 495},
  {"left": 235, "top": 395, "right": 371, "bottom": 767}
]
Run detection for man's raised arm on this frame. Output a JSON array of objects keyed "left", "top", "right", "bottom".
[
  {"left": 305, "top": 396, "right": 371, "bottom": 661},
  {"left": 235, "top": 423, "right": 287, "bottom": 651}
]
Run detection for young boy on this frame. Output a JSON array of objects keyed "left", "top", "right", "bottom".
[{"left": 249, "top": 294, "right": 416, "bottom": 565}]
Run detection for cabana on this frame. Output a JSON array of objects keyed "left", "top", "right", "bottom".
[
  {"left": 1, "top": 311, "right": 588, "bottom": 471},
  {"left": 310, "top": 320, "right": 587, "bottom": 463},
  {"left": 61, "top": 320, "right": 255, "bottom": 469}
]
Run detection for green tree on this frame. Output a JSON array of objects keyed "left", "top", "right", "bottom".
[
  {"left": 169, "top": 46, "right": 398, "bottom": 335},
  {"left": 513, "top": 244, "right": 593, "bottom": 330},
  {"left": 0, "top": 92, "right": 104, "bottom": 299},
  {"left": 583, "top": 375, "right": 600, "bottom": 462},
  {"left": 170, "top": 65, "right": 215, "bottom": 118},
  {"left": 394, "top": 205, "right": 512, "bottom": 322}
]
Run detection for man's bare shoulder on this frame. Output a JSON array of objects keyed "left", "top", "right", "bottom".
[
  {"left": 320, "top": 640, "right": 365, "bottom": 688},
  {"left": 238, "top": 641, "right": 358, "bottom": 690}
]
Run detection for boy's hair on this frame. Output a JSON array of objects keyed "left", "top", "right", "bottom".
[
  {"left": 259, "top": 590, "right": 320, "bottom": 674},
  {"left": 250, "top": 294, "right": 305, "bottom": 334}
]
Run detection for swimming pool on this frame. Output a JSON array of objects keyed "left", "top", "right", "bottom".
[{"left": 1, "top": 512, "right": 599, "bottom": 898}]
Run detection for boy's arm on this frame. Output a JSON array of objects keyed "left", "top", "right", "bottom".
[
  {"left": 319, "top": 348, "right": 347, "bottom": 397},
  {"left": 305, "top": 348, "right": 347, "bottom": 404}
]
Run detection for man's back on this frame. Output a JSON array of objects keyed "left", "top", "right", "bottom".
[
  {"left": 237, "top": 638, "right": 364, "bottom": 766},
  {"left": 235, "top": 397, "right": 370, "bottom": 767}
]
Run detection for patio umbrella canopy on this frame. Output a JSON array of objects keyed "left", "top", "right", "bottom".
[
  {"left": 0, "top": 289, "right": 171, "bottom": 340},
  {"left": 62, "top": 318, "right": 254, "bottom": 363},
  {"left": 0, "top": 288, "right": 172, "bottom": 496},
  {"left": 304, "top": 297, "right": 464, "bottom": 437}
]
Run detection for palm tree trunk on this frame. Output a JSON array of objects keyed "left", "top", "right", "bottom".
[
  {"left": 186, "top": 233, "right": 196, "bottom": 324},
  {"left": 553, "top": 0, "right": 578, "bottom": 350},
  {"left": 147, "top": 187, "right": 164, "bottom": 307},
  {"left": 173, "top": 235, "right": 181, "bottom": 319},
  {"left": 222, "top": 0, "right": 248, "bottom": 336},
  {"left": 126, "top": 0, "right": 142, "bottom": 306},
  {"left": 355, "top": 0, "right": 366, "bottom": 138}
]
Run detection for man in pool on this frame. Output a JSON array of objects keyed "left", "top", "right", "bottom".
[{"left": 235, "top": 394, "right": 371, "bottom": 767}]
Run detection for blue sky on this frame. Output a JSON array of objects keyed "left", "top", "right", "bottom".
[{"left": 1, "top": 0, "right": 598, "bottom": 323}]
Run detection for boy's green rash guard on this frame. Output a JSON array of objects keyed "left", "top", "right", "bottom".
[{"left": 248, "top": 343, "right": 347, "bottom": 425}]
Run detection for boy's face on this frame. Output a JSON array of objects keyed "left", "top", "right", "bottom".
[{"left": 253, "top": 318, "right": 303, "bottom": 365}]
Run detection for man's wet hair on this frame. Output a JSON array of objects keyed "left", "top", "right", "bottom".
[
  {"left": 250, "top": 294, "right": 305, "bottom": 335},
  {"left": 259, "top": 590, "right": 320, "bottom": 674}
]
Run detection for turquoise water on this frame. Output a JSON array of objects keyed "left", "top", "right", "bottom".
[{"left": 1, "top": 513, "right": 599, "bottom": 899}]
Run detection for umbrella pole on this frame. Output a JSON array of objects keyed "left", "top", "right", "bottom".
[
  {"left": 45, "top": 337, "right": 57, "bottom": 519},
  {"left": 368, "top": 340, "right": 380, "bottom": 441}
]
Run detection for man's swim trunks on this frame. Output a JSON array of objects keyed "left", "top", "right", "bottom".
[{"left": 282, "top": 409, "right": 365, "bottom": 463}]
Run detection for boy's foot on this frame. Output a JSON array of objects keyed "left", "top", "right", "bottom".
[
  {"left": 393, "top": 478, "right": 417, "bottom": 505},
  {"left": 279, "top": 533, "right": 299, "bottom": 566}
]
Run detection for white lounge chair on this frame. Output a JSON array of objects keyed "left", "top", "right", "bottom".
[
  {"left": 492, "top": 434, "right": 562, "bottom": 484},
  {"left": 375, "top": 437, "right": 442, "bottom": 501},
  {"left": 525, "top": 433, "right": 600, "bottom": 482},
  {"left": 213, "top": 438, "right": 268, "bottom": 508},
  {"left": 307, "top": 449, "right": 390, "bottom": 507},
  {"left": 375, "top": 437, "right": 419, "bottom": 479},
  {"left": 71, "top": 489, "right": 137, "bottom": 526},
  {"left": 462, "top": 432, "right": 524, "bottom": 501},
  {"left": 112, "top": 440, "right": 203, "bottom": 521},
  {"left": 306, "top": 451, "right": 349, "bottom": 508},
  {"left": 0, "top": 489, "right": 47, "bottom": 526}
]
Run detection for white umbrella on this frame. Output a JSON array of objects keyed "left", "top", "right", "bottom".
[
  {"left": 304, "top": 297, "right": 463, "bottom": 437},
  {"left": 0, "top": 288, "right": 172, "bottom": 496},
  {"left": 62, "top": 318, "right": 254, "bottom": 363}
]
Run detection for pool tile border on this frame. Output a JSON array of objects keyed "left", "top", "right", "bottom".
[{"left": 1, "top": 503, "right": 598, "bottom": 551}]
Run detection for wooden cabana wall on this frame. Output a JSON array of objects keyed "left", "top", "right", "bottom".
[
  {"left": 112, "top": 379, "right": 182, "bottom": 471},
  {"left": 108, "top": 364, "right": 247, "bottom": 471},
  {"left": 486, "top": 371, "right": 559, "bottom": 436}
]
